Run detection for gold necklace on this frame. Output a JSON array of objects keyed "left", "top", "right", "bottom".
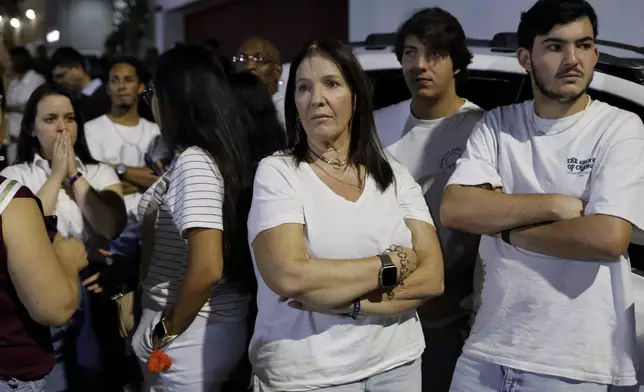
[{"left": 309, "top": 148, "right": 348, "bottom": 170}]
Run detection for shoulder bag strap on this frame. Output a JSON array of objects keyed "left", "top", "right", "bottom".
[
  {"left": 0, "top": 179, "right": 21, "bottom": 216},
  {"left": 138, "top": 168, "right": 173, "bottom": 283}
]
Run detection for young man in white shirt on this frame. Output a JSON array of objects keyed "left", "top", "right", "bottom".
[
  {"left": 442, "top": 0, "right": 644, "bottom": 390},
  {"left": 83, "top": 57, "right": 164, "bottom": 391},
  {"left": 84, "top": 57, "right": 163, "bottom": 259},
  {"left": 374, "top": 8, "right": 484, "bottom": 392}
]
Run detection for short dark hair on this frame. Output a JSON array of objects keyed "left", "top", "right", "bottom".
[
  {"left": 229, "top": 71, "right": 288, "bottom": 162},
  {"left": 8, "top": 47, "right": 33, "bottom": 75},
  {"left": 16, "top": 83, "right": 96, "bottom": 165},
  {"left": 284, "top": 40, "right": 394, "bottom": 192},
  {"left": 154, "top": 44, "right": 263, "bottom": 287},
  {"left": 518, "top": 0, "right": 598, "bottom": 51},
  {"left": 394, "top": 8, "right": 473, "bottom": 82},
  {"left": 109, "top": 56, "right": 149, "bottom": 84},
  {"left": 51, "top": 47, "right": 87, "bottom": 72}
]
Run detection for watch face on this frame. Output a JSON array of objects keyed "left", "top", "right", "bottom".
[
  {"left": 116, "top": 164, "right": 127, "bottom": 176},
  {"left": 380, "top": 265, "right": 398, "bottom": 288}
]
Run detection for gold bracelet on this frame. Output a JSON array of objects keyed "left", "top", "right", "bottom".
[{"left": 388, "top": 245, "right": 410, "bottom": 285}]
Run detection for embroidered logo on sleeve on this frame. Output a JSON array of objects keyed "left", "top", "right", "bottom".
[
  {"left": 566, "top": 157, "right": 595, "bottom": 174},
  {"left": 440, "top": 148, "right": 464, "bottom": 174}
]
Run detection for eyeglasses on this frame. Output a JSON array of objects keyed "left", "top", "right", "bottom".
[
  {"left": 232, "top": 54, "right": 275, "bottom": 66},
  {"left": 142, "top": 85, "right": 155, "bottom": 105}
]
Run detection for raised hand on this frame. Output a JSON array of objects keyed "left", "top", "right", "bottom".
[
  {"left": 64, "top": 131, "right": 78, "bottom": 179},
  {"left": 51, "top": 133, "right": 68, "bottom": 183}
]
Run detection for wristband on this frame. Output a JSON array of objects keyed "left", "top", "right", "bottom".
[
  {"left": 501, "top": 229, "right": 512, "bottom": 245},
  {"left": 66, "top": 171, "right": 83, "bottom": 186},
  {"left": 347, "top": 300, "right": 361, "bottom": 320}
]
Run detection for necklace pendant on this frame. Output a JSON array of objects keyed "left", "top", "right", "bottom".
[{"left": 330, "top": 160, "right": 343, "bottom": 170}]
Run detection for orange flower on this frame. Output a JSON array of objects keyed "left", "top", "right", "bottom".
[{"left": 147, "top": 349, "right": 172, "bottom": 373}]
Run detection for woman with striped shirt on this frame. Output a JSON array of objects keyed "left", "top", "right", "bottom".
[{"left": 130, "top": 45, "right": 285, "bottom": 391}]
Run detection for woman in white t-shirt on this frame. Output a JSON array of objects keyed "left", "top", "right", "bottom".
[
  {"left": 1, "top": 83, "right": 127, "bottom": 391},
  {"left": 248, "top": 40, "right": 445, "bottom": 392},
  {"left": 129, "top": 45, "right": 286, "bottom": 391}
]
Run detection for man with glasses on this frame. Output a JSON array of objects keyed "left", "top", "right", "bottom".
[{"left": 234, "top": 36, "right": 285, "bottom": 125}]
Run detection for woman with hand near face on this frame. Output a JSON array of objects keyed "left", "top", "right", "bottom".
[
  {"left": 1, "top": 83, "right": 126, "bottom": 391},
  {"left": 2, "top": 84, "right": 126, "bottom": 241},
  {"left": 248, "top": 41, "right": 445, "bottom": 392}
]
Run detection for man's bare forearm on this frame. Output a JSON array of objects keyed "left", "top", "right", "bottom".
[
  {"left": 509, "top": 215, "right": 632, "bottom": 261},
  {"left": 73, "top": 179, "right": 126, "bottom": 239},
  {"left": 441, "top": 185, "right": 561, "bottom": 235}
]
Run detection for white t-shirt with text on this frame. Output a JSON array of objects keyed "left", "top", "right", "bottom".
[
  {"left": 247, "top": 153, "right": 432, "bottom": 391},
  {"left": 447, "top": 99, "right": 644, "bottom": 386}
]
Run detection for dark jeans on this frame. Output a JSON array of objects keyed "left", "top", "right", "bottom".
[{"left": 421, "top": 316, "right": 469, "bottom": 392}]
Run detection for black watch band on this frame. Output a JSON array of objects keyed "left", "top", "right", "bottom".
[
  {"left": 378, "top": 253, "right": 398, "bottom": 289},
  {"left": 501, "top": 229, "right": 512, "bottom": 245}
]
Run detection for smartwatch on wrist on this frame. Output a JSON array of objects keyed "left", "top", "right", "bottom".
[
  {"left": 115, "top": 163, "right": 127, "bottom": 179},
  {"left": 377, "top": 253, "right": 398, "bottom": 289}
]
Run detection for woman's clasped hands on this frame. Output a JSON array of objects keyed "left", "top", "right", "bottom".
[{"left": 50, "top": 130, "right": 79, "bottom": 184}]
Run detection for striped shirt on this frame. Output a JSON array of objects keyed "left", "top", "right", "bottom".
[{"left": 137, "top": 146, "right": 249, "bottom": 320}]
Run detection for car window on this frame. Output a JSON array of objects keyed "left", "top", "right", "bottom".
[
  {"left": 366, "top": 69, "right": 411, "bottom": 111},
  {"left": 365, "top": 69, "right": 526, "bottom": 111}
]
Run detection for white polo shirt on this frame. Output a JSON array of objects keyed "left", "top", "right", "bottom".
[
  {"left": 447, "top": 99, "right": 644, "bottom": 386},
  {"left": 1, "top": 155, "right": 120, "bottom": 249},
  {"left": 85, "top": 115, "right": 162, "bottom": 215},
  {"left": 247, "top": 153, "right": 432, "bottom": 391}
]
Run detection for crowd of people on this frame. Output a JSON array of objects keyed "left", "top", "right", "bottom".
[{"left": 0, "top": 0, "right": 643, "bottom": 391}]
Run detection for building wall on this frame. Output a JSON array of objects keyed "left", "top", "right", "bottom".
[
  {"left": 349, "top": 0, "right": 644, "bottom": 47},
  {"left": 45, "top": 0, "right": 114, "bottom": 54}
]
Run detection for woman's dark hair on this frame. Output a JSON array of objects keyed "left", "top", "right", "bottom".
[
  {"left": 153, "top": 44, "right": 260, "bottom": 287},
  {"left": 16, "top": 83, "right": 96, "bottom": 165},
  {"left": 229, "top": 72, "right": 287, "bottom": 162},
  {"left": 284, "top": 40, "right": 394, "bottom": 191},
  {"left": 394, "top": 8, "right": 473, "bottom": 84},
  {"left": 518, "top": 0, "right": 598, "bottom": 51},
  {"left": 9, "top": 47, "right": 34, "bottom": 75}
]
